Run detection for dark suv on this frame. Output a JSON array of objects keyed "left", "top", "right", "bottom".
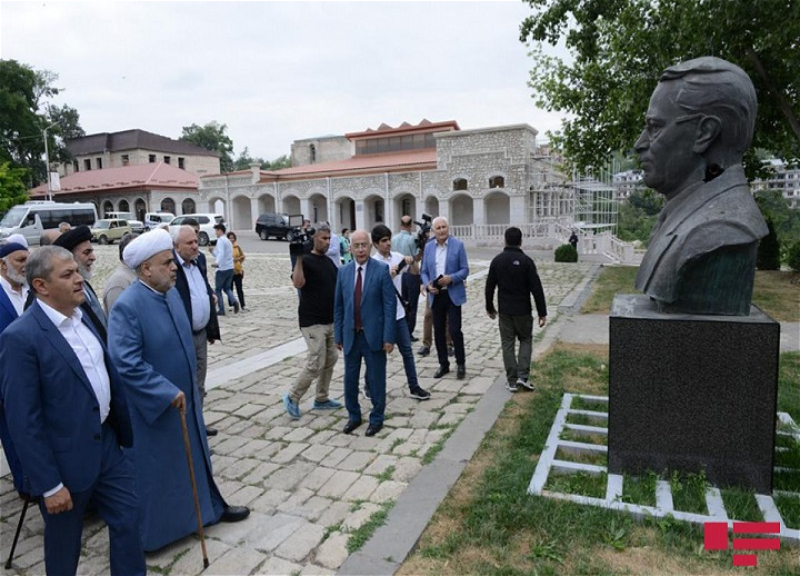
[{"left": 255, "top": 213, "right": 292, "bottom": 240}]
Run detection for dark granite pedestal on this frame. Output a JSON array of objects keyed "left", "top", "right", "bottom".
[{"left": 608, "top": 294, "right": 780, "bottom": 493}]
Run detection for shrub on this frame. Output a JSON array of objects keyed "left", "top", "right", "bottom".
[
  {"left": 756, "top": 218, "right": 781, "bottom": 270},
  {"left": 555, "top": 243, "right": 578, "bottom": 262},
  {"left": 788, "top": 241, "right": 800, "bottom": 272}
]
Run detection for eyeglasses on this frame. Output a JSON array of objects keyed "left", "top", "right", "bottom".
[
  {"left": 351, "top": 242, "right": 370, "bottom": 248},
  {"left": 643, "top": 113, "right": 704, "bottom": 140}
]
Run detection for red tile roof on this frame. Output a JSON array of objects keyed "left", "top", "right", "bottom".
[
  {"left": 345, "top": 119, "right": 459, "bottom": 140},
  {"left": 29, "top": 162, "right": 199, "bottom": 197},
  {"left": 254, "top": 148, "right": 438, "bottom": 182}
]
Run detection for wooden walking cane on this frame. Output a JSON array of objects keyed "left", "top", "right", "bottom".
[{"left": 179, "top": 406, "right": 210, "bottom": 569}]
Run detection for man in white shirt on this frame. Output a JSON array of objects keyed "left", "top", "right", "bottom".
[
  {"left": 0, "top": 246, "right": 144, "bottom": 576},
  {"left": 211, "top": 223, "right": 239, "bottom": 315},
  {"left": 0, "top": 240, "right": 30, "bottom": 332}
]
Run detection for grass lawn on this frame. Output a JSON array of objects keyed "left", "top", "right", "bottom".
[
  {"left": 397, "top": 344, "right": 800, "bottom": 576},
  {"left": 582, "top": 266, "right": 800, "bottom": 322}
]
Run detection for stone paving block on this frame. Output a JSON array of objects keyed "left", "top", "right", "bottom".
[
  {"left": 385, "top": 415, "right": 411, "bottom": 428},
  {"left": 307, "top": 429, "right": 338, "bottom": 445},
  {"left": 276, "top": 487, "right": 315, "bottom": 513},
  {"left": 143, "top": 538, "right": 193, "bottom": 566},
  {"left": 266, "top": 461, "right": 317, "bottom": 491},
  {"left": 336, "top": 451, "right": 376, "bottom": 472},
  {"left": 216, "top": 479, "right": 247, "bottom": 501},
  {"left": 301, "top": 443, "right": 336, "bottom": 463},
  {"left": 212, "top": 434, "right": 251, "bottom": 456},
  {"left": 407, "top": 428, "right": 429, "bottom": 444},
  {"left": 272, "top": 442, "right": 311, "bottom": 464},
  {"left": 204, "top": 510, "right": 271, "bottom": 546},
  {"left": 392, "top": 442, "right": 423, "bottom": 457},
  {"left": 243, "top": 513, "right": 306, "bottom": 552},
  {"left": 241, "top": 461, "right": 281, "bottom": 486},
  {"left": 322, "top": 447, "right": 353, "bottom": 467},
  {"left": 273, "top": 521, "right": 326, "bottom": 562},
  {"left": 370, "top": 479, "right": 408, "bottom": 503},
  {"left": 392, "top": 456, "right": 423, "bottom": 482},
  {"left": 218, "top": 456, "right": 261, "bottom": 481},
  {"left": 300, "top": 564, "right": 336, "bottom": 575},
  {"left": 341, "top": 502, "right": 381, "bottom": 531},
  {"left": 408, "top": 410, "right": 440, "bottom": 429},
  {"left": 317, "top": 501, "right": 351, "bottom": 529},
  {"left": 233, "top": 438, "right": 275, "bottom": 458},
  {"left": 239, "top": 423, "right": 269, "bottom": 439},
  {"left": 283, "top": 495, "right": 335, "bottom": 522},
  {"left": 250, "top": 488, "right": 292, "bottom": 515},
  {"left": 204, "top": 545, "right": 267, "bottom": 576},
  {"left": 317, "top": 470, "right": 360, "bottom": 499},
  {"left": 229, "top": 484, "right": 265, "bottom": 506},
  {"left": 438, "top": 411, "right": 466, "bottom": 426},
  {"left": 169, "top": 539, "right": 231, "bottom": 576},
  {"left": 443, "top": 402, "right": 472, "bottom": 414},
  {"left": 298, "top": 465, "right": 337, "bottom": 491},
  {"left": 283, "top": 426, "right": 317, "bottom": 442},
  {"left": 324, "top": 433, "right": 357, "bottom": 448},
  {"left": 314, "top": 531, "right": 349, "bottom": 570},
  {"left": 76, "top": 554, "right": 111, "bottom": 576},
  {"left": 259, "top": 555, "right": 304, "bottom": 576},
  {"left": 224, "top": 418, "right": 256, "bottom": 436},
  {"left": 342, "top": 474, "right": 380, "bottom": 502},
  {"left": 265, "top": 425, "right": 294, "bottom": 440},
  {"left": 362, "top": 454, "right": 398, "bottom": 477}
]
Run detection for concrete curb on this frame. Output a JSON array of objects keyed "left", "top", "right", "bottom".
[{"left": 557, "top": 263, "right": 602, "bottom": 316}]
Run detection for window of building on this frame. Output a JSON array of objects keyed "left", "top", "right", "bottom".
[
  {"left": 453, "top": 178, "right": 468, "bottom": 191},
  {"left": 73, "top": 160, "right": 79, "bottom": 172},
  {"left": 309, "top": 144, "right": 316, "bottom": 163},
  {"left": 84, "top": 159, "right": 92, "bottom": 171},
  {"left": 178, "top": 157, "right": 185, "bottom": 169},
  {"left": 164, "top": 156, "right": 171, "bottom": 164},
  {"left": 402, "top": 198, "right": 413, "bottom": 217},
  {"left": 149, "top": 154, "right": 156, "bottom": 163},
  {"left": 121, "top": 154, "right": 129, "bottom": 166},
  {"left": 96, "top": 158, "right": 103, "bottom": 169},
  {"left": 489, "top": 176, "right": 505, "bottom": 188},
  {"left": 354, "top": 132, "right": 437, "bottom": 156}
]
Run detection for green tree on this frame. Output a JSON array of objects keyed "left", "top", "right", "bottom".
[
  {"left": 234, "top": 148, "right": 292, "bottom": 171},
  {"left": 0, "top": 161, "right": 30, "bottom": 213},
  {"left": 180, "top": 121, "right": 234, "bottom": 173},
  {"left": 616, "top": 189, "right": 665, "bottom": 245},
  {"left": 267, "top": 154, "right": 291, "bottom": 170},
  {"left": 48, "top": 104, "right": 85, "bottom": 164},
  {"left": 520, "top": 0, "right": 800, "bottom": 178}
]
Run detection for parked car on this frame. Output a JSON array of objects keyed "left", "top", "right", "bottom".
[
  {"left": 90, "top": 219, "right": 133, "bottom": 244},
  {"left": 255, "top": 212, "right": 292, "bottom": 240},
  {"left": 144, "top": 212, "right": 175, "bottom": 231},
  {"left": 168, "top": 213, "right": 225, "bottom": 246},
  {"left": 106, "top": 211, "right": 145, "bottom": 233}
]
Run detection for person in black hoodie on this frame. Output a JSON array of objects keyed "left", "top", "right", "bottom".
[{"left": 485, "top": 226, "right": 547, "bottom": 392}]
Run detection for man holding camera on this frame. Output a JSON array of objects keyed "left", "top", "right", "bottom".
[
  {"left": 421, "top": 217, "right": 469, "bottom": 379},
  {"left": 392, "top": 215, "right": 423, "bottom": 341},
  {"left": 283, "top": 224, "right": 341, "bottom": 419}
]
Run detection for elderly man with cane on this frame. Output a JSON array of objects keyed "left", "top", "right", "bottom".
[{"left": 108, "top": 229, "right": 249, "bottom": 555}]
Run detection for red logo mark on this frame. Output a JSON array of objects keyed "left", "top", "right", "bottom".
[{"left": 704, "top": 522, "right": 781, "bottom": 566}]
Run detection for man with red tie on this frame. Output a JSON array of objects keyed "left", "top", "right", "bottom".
[{"left": 334, "top": 230, "right": 396, "bottom": 437}]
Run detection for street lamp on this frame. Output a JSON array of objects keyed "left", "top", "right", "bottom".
[{"left": 42, "top": 121, "right": 59, "bottom": 202}]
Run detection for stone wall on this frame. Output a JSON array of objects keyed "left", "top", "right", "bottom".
[{"left": 290, "top": 136, "right": 352, "bottom": 166}]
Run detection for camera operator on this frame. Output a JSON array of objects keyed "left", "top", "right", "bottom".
[
  {"left": 282, "top": 223, "right": 341, "bottom": 419},
  {"left": 392, "top": 215, "right": 425, "bottom": 340}
]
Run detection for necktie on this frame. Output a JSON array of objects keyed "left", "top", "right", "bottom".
[{"left": 354, "top": 266, "right": 363, "bottom": 331}]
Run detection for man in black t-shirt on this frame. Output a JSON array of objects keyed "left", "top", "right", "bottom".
[{"left": 283, "top": 224, "right": 341, "bottom": 419}]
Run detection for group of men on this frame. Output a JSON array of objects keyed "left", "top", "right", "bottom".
[{"left": 0, "top": 224, "right": 248, "bottom": 575}]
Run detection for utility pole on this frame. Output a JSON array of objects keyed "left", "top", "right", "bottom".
[{"left": 42, "top": 121, "right": 59, "bottom": 202}]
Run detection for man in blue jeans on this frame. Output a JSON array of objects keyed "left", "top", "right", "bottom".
[{"left": 211, "top": 223, "right": 239, "bottom": 315}]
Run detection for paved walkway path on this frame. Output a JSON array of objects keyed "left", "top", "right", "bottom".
[{"left": 0, "top": 248, "right": 796, "bottom": 576}]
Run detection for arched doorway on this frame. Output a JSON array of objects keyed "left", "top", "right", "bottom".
[
  {"left": 335, "top": 197, "right": 355, "bottom": 232},
  {"left": 424, "top": 196, "right": 440, "bottom": 220},
  {"left": 118, "top": 199, "right": 130, "bottom": 213},
  {"left": 182, "top": 198, "right": 196, "bottom": 214},
  {"left": 161, "top": 198, "right": 176, "bottom": 214},
  {"left": 484, "top": 192, "right": 510, "bottom": 225},
  {"left": 258, "top": 194, "right": 276, "bottom": 215},
  {"left": 282, "top": 195, "right": 301, "bottom": 216},
  {"left": 450, "top": 194, "right": 473, "bottom": 226},
  {"left": 393, "top": 193, "right": 416, "bottom": 225},
  {"left": 134, "top": 198, "right": 146, "bottom": 221},
  {"left": 102, "top": 200, "right": 113, "bottom": 217},
  {"left": 308, "top": 193, "right": 328, "bottom": 225},
  {"left": 232, "top": 195, "right": 252, "bottom": 230}
]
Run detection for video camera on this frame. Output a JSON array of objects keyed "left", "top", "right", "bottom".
[
  {"left": 287, "top": 214, "right": 315, "bottom": 258},
  {"left": 413, "top": 213, "right": 433, "bottom": 249}
]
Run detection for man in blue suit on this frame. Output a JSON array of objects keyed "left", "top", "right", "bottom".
[
  {"left": 334, "top": 229, "right": 396, "bottom": 437},
  {"left": 421, "top": 217, "right": 470, "bottom": 379},
  {"left": 0, "top": 246, "right": 145, "bottom": 576}
]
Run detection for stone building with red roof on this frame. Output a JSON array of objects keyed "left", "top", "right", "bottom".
[{"left": 198, "top": 119, "right": 569, "bottom": 242}]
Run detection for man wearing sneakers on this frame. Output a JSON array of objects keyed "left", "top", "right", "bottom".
[
  {"left": 368, "top": 225, "right": 430, "bottom": 401},
  {"left": 283, "top": 224, "right": 341, "bottom": 418},
  {"left": 485, "top": 226, "right": 547, "bottom": 392}
]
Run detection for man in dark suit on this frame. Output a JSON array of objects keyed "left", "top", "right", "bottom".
[
  {"left": 0, "top": 246, "right": 145, "bottom": 576},
  {"left": 173, "top": 225, "right": 221, "bottom": 436},
  {"left": 334, "top": 229, "right": 396, "bottom": 437},
  {"left": 633, "top": 56, "right": 768, "bottom": 315},
  {"left": 420, "top": 217, "right": 470, "bottom": 379},
  {"left": 53, "top": 225, "right": 108, "bottom": 340}
]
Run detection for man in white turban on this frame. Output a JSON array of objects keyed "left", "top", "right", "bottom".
[{"left": 108, "top": 229, "right": 249, "bottom": 552}]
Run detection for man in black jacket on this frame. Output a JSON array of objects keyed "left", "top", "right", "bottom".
[
  {"left": 485, "top": 227, "right": 547, "bottom": 392},
  {"left": 173, "top": 225, "right": 221, "bottom": 436}
]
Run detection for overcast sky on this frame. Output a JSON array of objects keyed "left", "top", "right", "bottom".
[{"left": 0, "top": 1, "right": 567, "bottom": 161}]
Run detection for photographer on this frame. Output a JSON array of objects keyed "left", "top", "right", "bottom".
[
  {"left": 282, "top": 224, "right": 341, "bottom": 419},
  {"left": 392, "top": 215, "right": 425, "bottom": 340}
]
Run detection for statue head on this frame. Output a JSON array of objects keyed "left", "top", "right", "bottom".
[{"left": 634, "top": 57, "right": 757, "bottom": 200}]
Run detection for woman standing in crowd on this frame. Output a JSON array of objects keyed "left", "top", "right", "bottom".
[
  {"left": 228, "top": 231, "right": 248, "bottom": 311},
  {"left": 340, "top": 228, "right": 352, "bottom": 265}
]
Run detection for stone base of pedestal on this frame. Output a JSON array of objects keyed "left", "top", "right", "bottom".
[{"left": 608, "top": 294, "right": 780, "bottom": 493}]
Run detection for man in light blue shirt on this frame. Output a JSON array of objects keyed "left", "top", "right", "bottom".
[
  {"left": 211, "top": 223, "right": 239, "bottom": 315},
  {"left": 392, "top": 216, "right": 421, "bottom": 340}
]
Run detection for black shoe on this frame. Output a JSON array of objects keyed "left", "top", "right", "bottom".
[
  {"left": 233, "top": 301, "right": 240, "bottom": 314},
  {"left": 365, "top": 423, "right": 383, "bottom": 437},
  {"left": 409, "top": 387, "right": 431, "bottom": 400},
  {"left": 343, "top": 419, "right": 362, "bottom": 434},
  {"left": 221, "top": 505, "right": 250, "bottom": 522},
  {"left": 418, "top": 346, "right": 430, "bottom": 357},
  {"left": 410, "top": 335, "right": 419, "bottom": 342},
  {"left": 447, "top": 346, "right": 455, "bottom": 357},
  {"left": 433, "top": 366, "right": 450, "bottom": 378},
  {"left": 457, "top": 364, "right": 466, "bottom": 379},
  {"left": 205, "top": 427, "right": 218, "bottom": 437}
]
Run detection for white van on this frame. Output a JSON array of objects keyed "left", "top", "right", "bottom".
[
  {"left": 144, "top": 212, "right": 175, "bottom": 231},
  {"left": 0, "top": 201, "right": 98, "bottom": 246}
]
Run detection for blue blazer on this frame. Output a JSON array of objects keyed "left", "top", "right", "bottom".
[
  {"left": 0, "top": 287, "right": 24, "bottom": 493},
  {"left": 334, "top": 259, "right": 396, "bottom": 355},
  {"left": 420, "top": 236, "right": 470, "bottom": 306},
  {"left": 0, "top": 301, "right": 133, "bottom": 497},
  {"left": 0, "top": 287, "right": 18, "bottom": 334}
]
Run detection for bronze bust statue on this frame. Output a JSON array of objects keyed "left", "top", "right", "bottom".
[{"left": 634, "top": 57, "right": 768, "bottom": 316}]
